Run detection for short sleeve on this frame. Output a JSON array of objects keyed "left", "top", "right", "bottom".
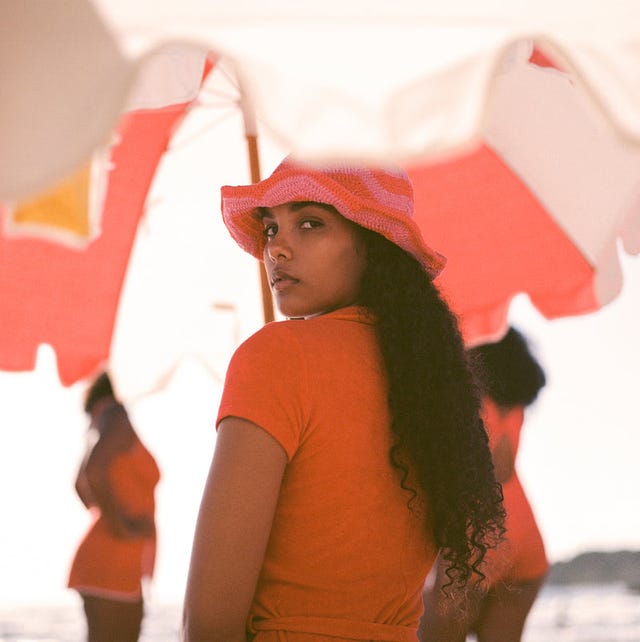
[{"left": 216, "top": 323, "right": 310, "bottom": 461}]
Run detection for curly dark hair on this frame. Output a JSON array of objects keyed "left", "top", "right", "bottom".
[
  {"left": 468, "top": 327, "right": 546, "bottom": 408},
  {"left": 357, "top": 229, "right": 505, "bottom": 587},
  {"left": 83, "top": 371, "right": 115, "bottom": 414}
]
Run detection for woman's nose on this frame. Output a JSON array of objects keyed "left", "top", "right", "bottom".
[{"left": 266, "top": 232, "right": 292, "bottom": 262}]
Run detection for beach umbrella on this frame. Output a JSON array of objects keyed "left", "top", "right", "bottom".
[
  {"left": 1, "top": 0, "right": 639, "bottom": 400},
  {"left": 0, "top": 77, "right": 200, "bottom": 385},
  {"left": 5, "top": 0, "right": 640, "bottom": 197},
  {"left": 406, "top": 49, "right": 640, "bottom": 345},
  {"left": 0, "top": 51, "right": 277, "bottom": 392}
]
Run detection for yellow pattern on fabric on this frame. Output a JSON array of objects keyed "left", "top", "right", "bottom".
[{"left": 12, "top": 162, "right": 91, "bottom": 239}]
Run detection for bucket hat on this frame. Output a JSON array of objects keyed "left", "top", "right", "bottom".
[{"left": 221, "top": 157, "right": 446, "bottom": 276}]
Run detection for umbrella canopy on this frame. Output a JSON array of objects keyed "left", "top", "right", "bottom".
[
  {"left": 0, "top": 56, "right": 224, "bottom": 386},
  {"left": 407, "top": 49, "right": 640, "bottom": 344},
  {"left": 1, "top": 0, "right": 639, "bottom": 399},
  {"left": 4, "top": 0, "right": 640, "bottom": 198},
  {"left": 1, "top": 52, "right": 284, "bottom": 396}
]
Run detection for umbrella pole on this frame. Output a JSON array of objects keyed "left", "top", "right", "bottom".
[{"left": 246, "top": 133, "right": 275, "bottom": 324}]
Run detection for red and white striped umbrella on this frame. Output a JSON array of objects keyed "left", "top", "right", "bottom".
[
  {"left": 0, "top": 54, "right": 279, "bottom": 396},
  {"left": 407, "top": 50, "right": 640, "bottom": 345},
  {"left": 0, "top": 55, "right": 221, "bottom": 386},
  {"left": 1, "top": 0, "right": 639, "bottom": 400}
]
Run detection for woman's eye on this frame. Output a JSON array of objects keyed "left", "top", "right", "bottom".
[
  {"left": 300, "top": 219, "right": 322, "bottom": 229},
  {"left": 263, "top": 224, "right": 277, "bottom": 238}
]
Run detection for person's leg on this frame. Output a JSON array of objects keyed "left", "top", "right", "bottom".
[
  {"left": 474, "top": 577, "right": 545, "bottom": 642},
  {"left": 82, "top": 594, "right": 144, "bottom": 642}
]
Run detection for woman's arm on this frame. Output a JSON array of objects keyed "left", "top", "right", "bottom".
[
  {"left": 491, "top": 432, "right": 515, "bottom": 484},
  {"left": 481, "top": 400, "right": 517, "bottom": 485},
  {"left": 183, "top": 417, "right": 287, "bottom": 642}
]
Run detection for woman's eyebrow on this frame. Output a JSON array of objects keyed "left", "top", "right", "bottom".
[
  {"left": 254, "top": 202, "right": 331, "bottom": 220},
  {"left": 255, "top": 207, "right": 272, "bottom": 221},
  {"left": 289, "top": 201, "right": 335, "bottom": 213}
]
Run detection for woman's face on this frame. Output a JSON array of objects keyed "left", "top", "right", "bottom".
[{"left": 260, "top": 202, "right": 367, "bottom": 318}]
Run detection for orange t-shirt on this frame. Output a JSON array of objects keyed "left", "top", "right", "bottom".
[
  {"left": 217, "top": 306, "right": 437, "bottom": 642},
  {"left": 481, "top": 403, "right": 548, "bottom": 583},
  {"left": 68, "top": 438, "right": 160, "bottom": 600}
]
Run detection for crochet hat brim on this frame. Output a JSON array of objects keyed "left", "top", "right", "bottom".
[{"left": 221, "top": 164, "right": 446, "bottom": 277}]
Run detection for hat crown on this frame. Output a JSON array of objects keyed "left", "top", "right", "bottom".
[{"left": 274, "top": 158, "right": 414, "bottom": 220}]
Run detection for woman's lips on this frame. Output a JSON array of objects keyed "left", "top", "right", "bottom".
[
  {"left": 270, "top": 270, "right": 299, "bottom": 292},
  {"left": 272, "top": 276, "right": 299, "bottom": 292}
]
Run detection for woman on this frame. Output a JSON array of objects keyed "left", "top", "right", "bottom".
[
  {"left": 420, "top": 327, "right": 548, "bottom": 642},
  {"left": 68, "top": 371, "right": 160, "bottom": 642},
  {"left": 183, "top": 158, "right": 505, "bottom": 642}
]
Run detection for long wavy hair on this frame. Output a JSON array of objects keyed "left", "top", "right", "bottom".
[{"left": 357, "top": 228, "right": 505, "bottom": 587}]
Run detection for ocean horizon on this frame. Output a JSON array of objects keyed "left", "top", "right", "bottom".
[{"left": 2, "top": 582, "right": 639, "bottom": 641}]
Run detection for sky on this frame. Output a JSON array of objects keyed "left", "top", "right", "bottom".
[{"left": 1, "top": 44, "right": 639, "bottom": 610}]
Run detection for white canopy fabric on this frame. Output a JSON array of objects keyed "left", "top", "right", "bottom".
[{"left": 3, "top": 0, "right": 640, "bottom": 200}]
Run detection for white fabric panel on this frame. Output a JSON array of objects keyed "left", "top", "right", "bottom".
[
  {"left": 485, "top": 54, "right": 640, "bottom": 270},
  {"left": 5, "top": 0, "right": 640, "bottom": 201},
  {"left": 0, "top": 0, "right": 132, "bottom": 200}
]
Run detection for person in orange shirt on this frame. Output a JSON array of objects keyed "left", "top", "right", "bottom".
[
  {"left": 183, "top": 157, "right": 506, "bottom": 642},
  {"left": 68, "top": 371, "right": 160, "bottom": 642},
  {"left": 420, "top": 327, "right": 547, "bottom": 642}
]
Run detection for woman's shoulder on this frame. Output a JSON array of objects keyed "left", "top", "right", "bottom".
[
  {"left": 231, "top": 320, "right": 306, "bottom": 367},
  {"left": 239, "top": 309, "right": 372, "bottom": 359}
]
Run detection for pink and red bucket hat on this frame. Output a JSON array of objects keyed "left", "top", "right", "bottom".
[{"left": 221, "top": 157, "right": 446, "bottom": 277}]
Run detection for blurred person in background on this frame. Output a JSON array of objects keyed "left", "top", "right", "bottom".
[
  {"left": 420, "top": 327, "right": 548, "bottom": 642},
  {"left": 68, "top": 371, "right": 160, "bottom": 642}
]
